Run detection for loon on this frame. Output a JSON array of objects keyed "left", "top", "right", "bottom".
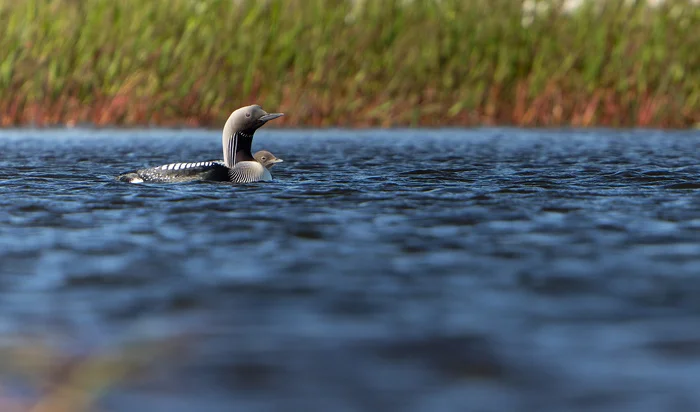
[
  {"left": 117, "top": 105, "right": 284, "bottom": 184},
  {"left": 253, "top": 150, "right": 283, "bottom": 169}
]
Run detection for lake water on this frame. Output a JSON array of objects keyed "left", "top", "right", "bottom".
[{"left": 0, "top": 128, "right": 699, "bottom": 411}]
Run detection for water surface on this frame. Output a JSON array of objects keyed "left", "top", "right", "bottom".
[{"left": 0, "top": 128, "right": 699, "bottom": 411}]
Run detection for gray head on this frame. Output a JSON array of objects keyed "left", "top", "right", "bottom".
[
  {"left": 222, "top": 105, "right": 284, "bottom": 168},
  {"left": 226, "top": 104, "right": 284, "bottom": 134},
  {"left": 254, "top": 150, "right": 284, "bottom": 169}
]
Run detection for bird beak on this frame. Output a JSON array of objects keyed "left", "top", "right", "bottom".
[
  {"left": 272, "top": 158, "right": 284, "bottom": 163},
  {"left": 259, "top": 113, "right": 284, "bottom": 122}
]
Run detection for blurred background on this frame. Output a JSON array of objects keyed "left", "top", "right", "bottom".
[
  {"left": 0, "top": 0, "right": 698, "bottom": 129},
  {"left": 1, "top": 1, "right": 700, "bottom": 412}
]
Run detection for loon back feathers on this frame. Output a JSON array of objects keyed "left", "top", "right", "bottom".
[
  {"left": 116, "top": 157, "right": 278, "bottom": 184},
  {"left": 118, "top": 160, "right": 272, "bottom": 184},
  {"left": 157, "top": 161, "right": 221, "bottom": 171},
  {"left": 117, "top": 161, "right": 230, "bottom": 183}
]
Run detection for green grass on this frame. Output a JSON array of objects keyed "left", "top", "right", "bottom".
[{"left": 0, "top": 0, "right": 698, "bottom": 128}]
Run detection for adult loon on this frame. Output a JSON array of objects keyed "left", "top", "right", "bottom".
[{"left": 117, "top": 105, "right": 283, "bottom": 184}]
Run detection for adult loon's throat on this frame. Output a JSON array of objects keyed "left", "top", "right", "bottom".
[{"left": 223, "top": 130, "right": 255, "bottom": 168}]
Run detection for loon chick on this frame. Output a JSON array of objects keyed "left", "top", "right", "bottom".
[
  {"left": 117, "top": 105, "right": 284, "bottom": 184},
  {"left": 253, "top": 150, "right": 284, "bottom": 169}
]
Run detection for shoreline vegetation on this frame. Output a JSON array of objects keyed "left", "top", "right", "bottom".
[{"left": 0, "top": 0, "right": 698, "bottom": 129}]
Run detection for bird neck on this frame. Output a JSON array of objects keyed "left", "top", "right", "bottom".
[{"left": 222, "top": 130, "right": 255, "bottom": 168}]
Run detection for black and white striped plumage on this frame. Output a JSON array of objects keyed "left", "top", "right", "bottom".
[
  {"left": 116, "top": 105, "right": 284, "bottom": 184},
  {"left": 117, "top": 161, "right": 229, "bottom": 183},
  {"left": 117, "top": 160, "right": 272, "bottom": 184},
  {"left": 228, "top": 161, "right": 272, "bottom": 183}
]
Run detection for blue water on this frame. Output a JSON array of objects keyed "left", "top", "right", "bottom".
[{"left": 0, "top": 128, "right": 699, "bottom": 411}]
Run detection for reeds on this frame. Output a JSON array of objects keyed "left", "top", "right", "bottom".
[{"left": 0, "top": 0, "right": 698, "bottom": 128}]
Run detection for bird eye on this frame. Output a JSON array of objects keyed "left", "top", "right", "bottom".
[
  {"left": 261, "top": 157, "right": 266, "bottom": 161},
  {"left": 246, "top": 112, "right": 251, "bottom": 118}
]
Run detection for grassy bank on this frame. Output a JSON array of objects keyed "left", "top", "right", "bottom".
[{"left": 0, "top": 0, "right": 698, "bottom": 128}]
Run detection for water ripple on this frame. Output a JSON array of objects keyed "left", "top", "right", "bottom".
[{"left": 0, "top": 128, "right": 699, "bottom": 411}]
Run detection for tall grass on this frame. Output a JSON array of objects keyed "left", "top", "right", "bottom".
[{"left": 0, "top": 0, "right": 698, "bottom": 128}]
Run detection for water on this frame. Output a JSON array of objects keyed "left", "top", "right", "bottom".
[{"left": 0, "top": 128, "right": 699, "bottom": 411}]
